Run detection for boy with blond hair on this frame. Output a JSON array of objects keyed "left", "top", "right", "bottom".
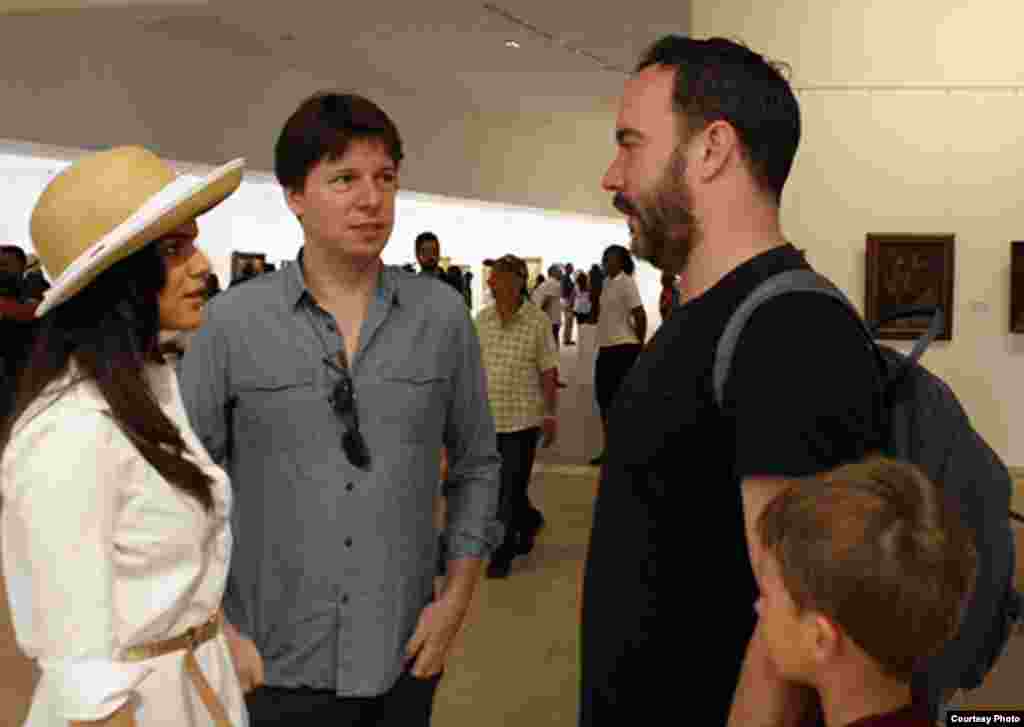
[{"left": 754, "top": 457, "right": 977, "bottom": 727}]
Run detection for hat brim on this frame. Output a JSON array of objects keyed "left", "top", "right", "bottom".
[{"left": 35, "top": 159, "right": 244, "bottom": 318}]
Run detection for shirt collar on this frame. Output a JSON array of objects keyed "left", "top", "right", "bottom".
[
  {"left": 286, "top": 248, "right": 402, "bottom": 309},
  {"left": 488, "top": 299, "right": 527, "bottom": 323}
]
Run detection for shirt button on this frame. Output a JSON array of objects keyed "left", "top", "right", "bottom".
[
  {"left": 327, "top": 322, "right": 337, "bottom": 333},
  {"left": 345, "top": 537, "right": 353, "bottom": 547},
  {"left": 341, "top": 594, "right": 350, "bottom": 605},
  {"left": 346, "top": 483, "right": 354, "bottom": 492}
]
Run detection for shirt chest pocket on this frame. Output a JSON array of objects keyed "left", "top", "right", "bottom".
[
  {"left": 368, "top": 365, "right": 449, "bottom": 444},
  {"left": 233, "top": 369, "right": 325, "bottom": 452}
]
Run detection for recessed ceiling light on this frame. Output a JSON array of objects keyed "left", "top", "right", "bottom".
[{"left": 505, "top": 40, "right": 521, "bottom": 49}]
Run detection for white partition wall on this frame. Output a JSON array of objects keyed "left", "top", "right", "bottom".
[{"left": 0, "top": 139, "right": 663, "bottom": 338}]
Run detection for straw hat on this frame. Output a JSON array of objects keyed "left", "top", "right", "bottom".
[{"left": 30, "top": 146, "right": 244, "bottom": 317}]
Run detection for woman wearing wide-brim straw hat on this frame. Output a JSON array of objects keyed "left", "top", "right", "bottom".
[{"left": 0, "top": 146, "right": 252, "bottom": 726}]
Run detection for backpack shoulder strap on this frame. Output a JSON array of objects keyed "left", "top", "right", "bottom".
[{"left": 712, "top": 269, "right": 874, "bottom": 408}]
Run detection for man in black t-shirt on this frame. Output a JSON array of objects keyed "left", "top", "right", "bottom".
[{"left": 580, "top": 36, "right": 881, "bottom": 727}]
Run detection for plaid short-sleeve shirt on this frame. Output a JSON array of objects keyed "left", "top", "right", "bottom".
[{"left": 475, "top": 301, "right": 560, "bottom": 433}]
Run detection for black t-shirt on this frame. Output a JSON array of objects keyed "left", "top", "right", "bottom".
[
  {"left": 846, "top": 703, "right": 931, "bottom": 726},
  {"left": 579, "top": 244, "right": 882, "bottom": 725}
]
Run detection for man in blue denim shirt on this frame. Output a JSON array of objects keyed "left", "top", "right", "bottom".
[{"left": 179, "top": 92, "right": 501, "bottom": 726}]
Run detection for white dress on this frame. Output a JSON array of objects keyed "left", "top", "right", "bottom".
[{"left": 1, "top": 361, "right": 248, "bottom": 726}]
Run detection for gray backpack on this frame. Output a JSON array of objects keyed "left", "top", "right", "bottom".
[{"left": 713, "top": 268, "right": 1021, "bottom": 701}]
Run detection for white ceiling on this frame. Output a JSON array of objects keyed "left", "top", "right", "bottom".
[
  {"left": 2, "top": 0, "right": 692, "bottom": 109},
  {"left": 0, "top": 0, "right": 692, "bottom": 214}
]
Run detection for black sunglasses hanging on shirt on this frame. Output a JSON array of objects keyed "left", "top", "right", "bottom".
[{"left": 324, "top": 357, "right": 371, "bottom": 469}]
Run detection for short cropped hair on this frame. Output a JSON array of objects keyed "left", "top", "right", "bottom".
[
  {"left": 415, "top": 231, "right": 439, "bottom": 256},
  {"left": 275, "top": 92, "right": 404, "bottom": 193},
  {"left": 636, "top": 35, "right": 801, "bottom": 204},
  {"left": 758, "top": 456, "right": 977, "bottom": 681}
]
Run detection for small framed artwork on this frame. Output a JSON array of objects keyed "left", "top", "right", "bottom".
[
  {"left": 230, "top": 251, "right": 266, "bottom": 283},
  {"left": 1010, "top": 242, "right": 1024, "bottom": 333},
  {"left": 523, "top": 257, "right": 543, "bottom": 291},
  {"left": 865, "top": 233, "right": 955, "bottom": 341}
]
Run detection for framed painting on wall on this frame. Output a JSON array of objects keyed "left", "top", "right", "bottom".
[
  {"left": 230, "top": 250, "right": 266, "bottom": 283},
  {"left": 479, "top": 262, "right": 494, "bottom": 306},
  {"left": 524, "top": 257, "right": 543, "bottom": 292},
  {"left": 1011, "top": 242, "right": 1024, "bottom": 333},
  {"left": 865, "top": 233, "right": 954, "bottom": 341}
]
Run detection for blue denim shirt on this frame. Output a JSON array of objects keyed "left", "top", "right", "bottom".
[{"left": 179, "top": 251, "right": 501, "bottom": 696}]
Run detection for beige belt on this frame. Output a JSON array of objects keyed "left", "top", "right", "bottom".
[{"left": 121, "top": 611, "right": 231, "bottom": 726}]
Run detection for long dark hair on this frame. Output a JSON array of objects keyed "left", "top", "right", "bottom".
[{"left": 1, "top": 243, "right": 215, "bottom": 512}]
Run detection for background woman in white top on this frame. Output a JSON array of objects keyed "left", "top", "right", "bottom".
[
  {"left": 590, "top": 244, "right": 647, "bottom": 466},
  {"left": 573, "top": 271, "right": 592, "bottom": 323},
  {"left": 0, "top": 147, "right": 254, "bottom": 726}
]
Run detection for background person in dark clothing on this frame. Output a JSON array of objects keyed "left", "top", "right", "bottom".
[
  {"left": 0, "top": 245, "right": 38, "bottom": 418},
  {"left": 561, "top": 262, "right": 576, "bottom": 344},
  {"left": 444, "top": 264, "right": 471, "bottom": 306},
  {"left": 0, "top": 244, "right": 27, "bottom": 296},
  {"left": 658, "top": 271, "right": 680, "bottom": 322},
  {"left": 587, "top": 263, "right": 604, "bottom": 324},
  {"left": 415, "top": 231, "right": 442, "bottom": 277}
]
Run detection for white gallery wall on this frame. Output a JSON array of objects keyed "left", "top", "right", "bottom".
[
  {"left": 0, "top": 139, "right": 666, "bottom": 338},
  {"left": 692, "top": 0, "right": 1024, "bottom": 466}
]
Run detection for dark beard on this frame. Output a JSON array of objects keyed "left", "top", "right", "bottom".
[{"left": 629, "top": 147, "right": 698, "bottom": 275}]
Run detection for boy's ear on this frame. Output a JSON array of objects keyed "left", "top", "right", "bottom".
[{"left": 809, "top": 612, "right": 842, "bottom": 664}]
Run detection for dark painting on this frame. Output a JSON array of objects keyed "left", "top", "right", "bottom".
[
  {"left": 865, "top": 234, "right": 954, "bottom": 341},
  {"left": 1011, "top": 242, "right": 1024, "bottom": 333},
  {"left": 230, "top": 251, "right": 267, "bottom": 284}
]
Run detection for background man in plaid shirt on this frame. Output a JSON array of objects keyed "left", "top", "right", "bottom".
[{"left": 477, "top": 254, "right": 560, "bottom": 578}]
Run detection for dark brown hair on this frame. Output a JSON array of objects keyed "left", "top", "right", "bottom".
[
  {"left": 636, "top": 35, "right": 801, "bottom": 204},
  {"left": 758, "top": 456, "right": 977, "bottom": 681},
  {"left": 0, "top": 244, "right": 27, "bottom": 267},
  {"left": 415, "top": 231, "right": 439, "bottom": 256},
  {"left": 1, "top": 243, "right": 215, "bottom": 511},
  {"left": 274, "top": 92, "right": 404, "bottom": 193}
]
